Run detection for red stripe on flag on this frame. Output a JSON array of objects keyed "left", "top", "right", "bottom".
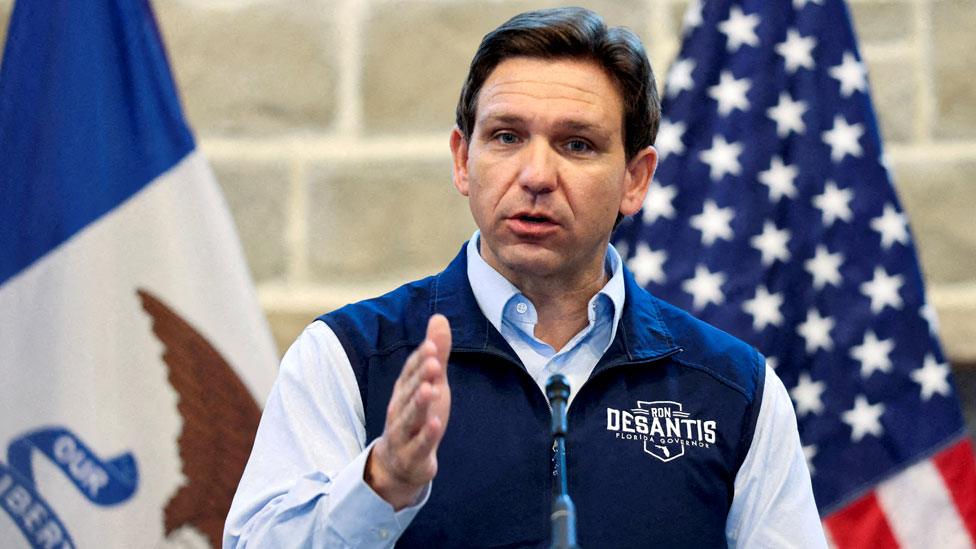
[
  {"left": 824, "top": 491, "right": 900, "bottom": 549},
  {"left": 933, "top": 438, "right": 976, "bottom": 543}
]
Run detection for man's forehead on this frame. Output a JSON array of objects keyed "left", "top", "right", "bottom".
[
  {"left": 474, "top": 57, "right": 624, "bottom": 127},
  {"left": 480, "top": 57, "right": 612, "bottom": 98}
]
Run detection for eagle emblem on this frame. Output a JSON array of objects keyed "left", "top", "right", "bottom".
[{"left": 138, "top": 289, "right": 262, "bottom": 548}]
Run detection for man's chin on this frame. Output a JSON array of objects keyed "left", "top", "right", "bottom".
[{"left": 491, "top": 246, "right": 567, "bottom": 279}]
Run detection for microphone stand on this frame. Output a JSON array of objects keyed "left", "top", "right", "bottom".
[{"left": 546, "top": 374, "right": 580, "bottom": 549}]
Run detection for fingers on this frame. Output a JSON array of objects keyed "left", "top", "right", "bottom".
[
  {"left": 388, "top": 360, "right": 440, "bottom": 444},
  {"left": 397, "top": 414, "right": 444, "bottom": 476},
  {"left": 374, "top": 315, "right": 453, "bottom": 489},
  {"left": 387, "top": 342, "right": 437, "bottom": 418},
  {"left": 426, "top": 314, "right": 452, "bottom": 370}
]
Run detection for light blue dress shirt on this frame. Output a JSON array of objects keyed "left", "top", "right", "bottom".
[{"left": 466, "top": 231, "right": 624, "bottom": 405}]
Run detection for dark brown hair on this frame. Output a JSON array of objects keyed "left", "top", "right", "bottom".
[{"left": 455, "top": 7, "right": 660, "bottom": 160}]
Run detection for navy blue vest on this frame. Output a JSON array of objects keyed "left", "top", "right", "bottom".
[{"left": 319, "top": 245, "right": 765, "bottom": 548}]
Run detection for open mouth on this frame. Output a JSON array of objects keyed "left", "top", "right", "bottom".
[{"left": 508, "top": 212, "right": 559, "bottom": 236}]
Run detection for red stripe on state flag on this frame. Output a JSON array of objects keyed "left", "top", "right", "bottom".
[
  {"left": 934, "top": 438, "right": 976, "bottom": 543},
  {"left": 824, "top": 491, "right": 900, "bottom": 549}
]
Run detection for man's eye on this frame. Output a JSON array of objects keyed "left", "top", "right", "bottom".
[
  {"left": 493, "top": 132, "right": 518, "bottom": 145},
  {"left": 566, "top": 139, "right": 593, "bottom": 153}
]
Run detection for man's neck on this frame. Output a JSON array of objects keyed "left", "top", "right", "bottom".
[{"left": 510, "top": 261, "right": 610, "bottom": 352}]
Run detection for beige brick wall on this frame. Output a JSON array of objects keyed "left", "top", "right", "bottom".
[{"left": 1, "top": 0, "right": 974, "bottom": 360}]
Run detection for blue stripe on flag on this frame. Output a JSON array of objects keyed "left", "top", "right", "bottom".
[{"left": 0, "top": 0, "right": 195, "bottom": 285}]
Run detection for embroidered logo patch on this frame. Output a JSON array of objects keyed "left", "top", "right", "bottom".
[{"left": 605, "top": 401, "right": 716, "bottom": 462}]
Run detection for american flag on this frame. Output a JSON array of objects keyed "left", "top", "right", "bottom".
[{"left": 613, "top": 0, "right": 976, "bottom": 546}]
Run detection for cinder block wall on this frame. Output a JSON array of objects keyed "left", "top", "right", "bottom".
[{"left": 1, "top": 0, "right": 974, "bottom": 364}]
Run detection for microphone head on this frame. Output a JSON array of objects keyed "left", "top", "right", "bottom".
[{"left": 546, "top": 373, "right": 571, "bottom": 403}]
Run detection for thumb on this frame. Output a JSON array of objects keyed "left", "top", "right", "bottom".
[{"left": 426, "top": 314, "right": 452, "bottom": 368}]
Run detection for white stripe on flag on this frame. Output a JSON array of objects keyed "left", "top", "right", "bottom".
[{"left": 877, "top": 458, "right": 973, "bottom": 548}]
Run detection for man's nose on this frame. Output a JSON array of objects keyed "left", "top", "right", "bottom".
[{"left": 516, "top": 139, "right": 558, "bottom": 195}]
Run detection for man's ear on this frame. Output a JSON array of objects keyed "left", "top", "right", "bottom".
[
  {"left": 450, "top": 127, "right": 470, "bottom": 197},
  {"left": 619, "top": 146, "right": 658, "bottom": 217}
]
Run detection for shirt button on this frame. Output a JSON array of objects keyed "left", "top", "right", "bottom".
[
  {"left": 516, "top": 302, "right": 528, "bottom": 314},
  {"left": 378, "top": 528, "right": 390, "bottom": 540}
]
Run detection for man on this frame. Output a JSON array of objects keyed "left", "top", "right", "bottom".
[{"left": 225, "top": 8, "right": 826, "bottom": 548}]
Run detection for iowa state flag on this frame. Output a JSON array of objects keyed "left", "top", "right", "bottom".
[
  {"left": 0, "top": 1, "right": 278, "bottom": 547},
  {"left": 614, "top": 0, "right": 976, "bottom": 546}
]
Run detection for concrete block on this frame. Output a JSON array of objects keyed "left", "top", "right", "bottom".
[
  {"left": 865, "top": 56, "right": 916, "bottom": 144},
  {"left": 154, "top": 0, "right": 338, "bottom": 135},
  {"left": 933, "top": 0, "right": 976, "bottom": 139},
  {"left": 306, "top": 157, "right": 477, "bottom": 282},
  {"left": 936, "top": 293, "right": 976, "bottom": 363},
  {"left": 264, "top": 308, "right": 312, "bottom": 359},
  {"left": 850, "top": 1, "right": 913, "bottom": 45},
  {"left": 891, "top": 158, "right": 976, "bottom": 285},
  {"left": 211, "top": 157, "right": 290, "bottom": 283},
  {"left": 362, "top": 0, "right": 651, "bottom": 135}
]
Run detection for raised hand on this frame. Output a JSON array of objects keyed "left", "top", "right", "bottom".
[{"left": 365, "top": 314, "right": 452, "bottom": 510}]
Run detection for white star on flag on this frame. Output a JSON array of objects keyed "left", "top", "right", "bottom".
[
  {"left": 776, "top": 29, "right": 817, "bottom": 73},
  {"left": 794, "top": 0, "right": 825, "bottom": 8},
  {"left": 655, "top": 118, "right": 687, "bottom": 159},
  {"left": 742, "top": 285, "right": 784, "bottom": 330},
  {"left": 690, "top": 200, "right": 735, "bottom": 246},
  {"left": 666, "top": 58, "right": 697, "bottom": 98},
  {"left": 627, "top": 243, "right": 667, "bottom": 286},
  {"left": 829, "top": 51, "right": 867, "bottom": 97},
  {"left": 813, "top": 180, "right": 854, "bottom": 226},
  {"left": 911, "top": 354, "right": 952, "bottom": 401},
  {"left": 798, "top": 308, "right": 835, "bottom": 353},
  {"left": 822, "top": 115, "right": 865, "bottom": 162},
  {"left": 758, "top": 156, "right": 799, "bottom": 202},
  {"left": 860, "top": 267, "right": 905, "bottom": 313},
  {"left": 850, "top": 330, "right": 895, "bottom": 378},
  {"left": 682, "top": 0, "right": 703, "bottom": 35},
  {"left": 842, "top": 395, "right": 885, "bottom": 442},
  {"left": 708, "top": 71, "right": 752, "bottom": 117},
  {"left": 718, "top": 6, "right": 760, "bottom": 52},
  {"left": 767, "top": 92, "right": 808, "bottom": 137},
  {"left": 870, "top": 203, "right": 910, "bottom": 249},
  {"left": 790, "top": 372, "right": 826, "bottom": 417},
  {"left": 750, "top": 221, "right": 791, "bottom": 266},
  {"left": 804, "top": 245, "right": 844, "bottom": 290},
  {"left": 642, "top": 183, "right": 677, "bottom": 224},
  {"left": 682, "top": 265, "right": 726, "bottom": 311},
  {"left": 699, "top": 135, "right": 743, "bottom": 181},
  {"left": 921, "top": 302, "right": 941, "bottom": 336}
]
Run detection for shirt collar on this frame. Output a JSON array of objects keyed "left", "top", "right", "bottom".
[{"left": 465, "top": 230, "right": 626, "bottom": 342}]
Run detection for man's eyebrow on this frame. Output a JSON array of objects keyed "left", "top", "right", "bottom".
[
  {"left": 478, "top": 114, "right": 611, "bottom": 136},
  {"left": 552, "top": 119, "right": 608, "bottom": 135},
  {"left": 477, "top": 113, "right": 526, "bottom": 127}
]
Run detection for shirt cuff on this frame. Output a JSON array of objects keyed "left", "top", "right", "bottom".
[{"left": 325, "top": 440, "right": 431, "bottom": 547}]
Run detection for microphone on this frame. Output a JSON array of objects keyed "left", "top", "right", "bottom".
[{"left": 546, "top": 374, "right": 579, "bottom": 549}]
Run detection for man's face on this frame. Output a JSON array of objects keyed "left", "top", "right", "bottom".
[{"left": 451, "top": 56, "right": 656, "bottom": 285}]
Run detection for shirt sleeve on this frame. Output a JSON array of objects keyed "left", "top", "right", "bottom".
[
  {"left": 223, "top": 321, "right": 429, "bottom": 548},
  {"left": 726, "top": 365, "right": 827, "bottom": 548}
]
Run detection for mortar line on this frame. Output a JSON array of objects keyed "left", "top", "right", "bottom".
[
  {"left": 334, "top": 0, "right": 366, "bottom": 137},
  {"left": 914, "top": 0, "right": 935, "bottom": 143}
]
